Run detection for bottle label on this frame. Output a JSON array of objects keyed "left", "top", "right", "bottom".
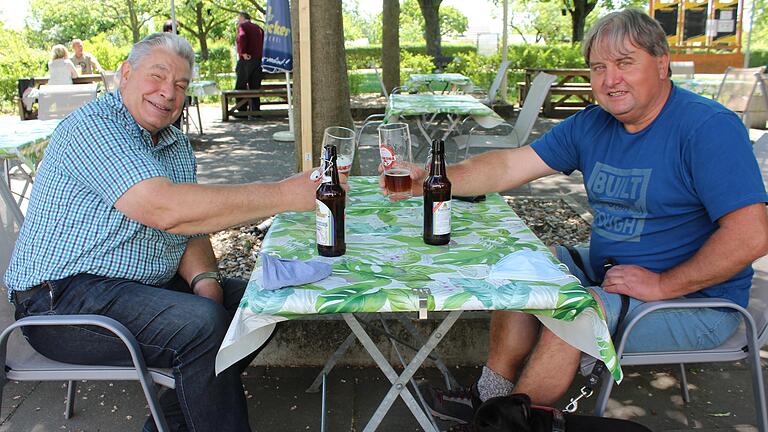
[
  {"left": 316, "top": 200, "right": 334, "bottom": 246},
  {"left": 432, "top": 200, "right": 451, "bottom": 235}
]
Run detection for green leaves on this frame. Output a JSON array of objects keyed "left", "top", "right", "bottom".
[
  {"left": 242, "top": 287, "right": 294, "bottom": 315},
  {"left": 316, "top": 281, "right": 389, "bottom": 314}
]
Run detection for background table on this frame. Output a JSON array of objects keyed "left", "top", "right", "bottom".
[
  {"left": 385, "top": 94, "right": 504, "bottom": 147},
  {"left": 404, "top": 73, "right": 473, "bottom": 94},
  {"left": 0, "top": 117, "right": 60, "bottom": 210},
  {"left": 184, "top": 80, "right": 221, "bottom": 134}
]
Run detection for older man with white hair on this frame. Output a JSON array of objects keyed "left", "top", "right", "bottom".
[{"left": 6, "top": 33, "right": 319, "bottom": 431}]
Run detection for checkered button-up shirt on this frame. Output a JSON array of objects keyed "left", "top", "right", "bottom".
[{"left": 5, "top": 91, "right": 198, "bottom": 295}]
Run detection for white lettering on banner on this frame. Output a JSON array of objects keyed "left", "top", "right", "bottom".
[{"left": 586, "top": 162, "right": 652, "bottom": 242}]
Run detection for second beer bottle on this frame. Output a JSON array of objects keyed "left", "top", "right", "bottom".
[
  {"left": 316, "top": 144, "right": 346, "bottom": 256},
  {"left": 423, "top": 139, "right": 451, "bottom": 245}
]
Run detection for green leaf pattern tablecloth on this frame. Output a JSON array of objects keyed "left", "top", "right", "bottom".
[
  {"left": 404, "top": 73, "right": 474, "bottom": 92},
  {"left": 216, "top": 177, "right": 622, "bottom": 382},
  {"left": 0, "top": 118, "right": 61, "bottom": 175},
  {"left": 385, "top": 94, "right": 504, "bottom": 129},
  {"left": 186, "top": 80, "right": 221, "bottom": 98}
]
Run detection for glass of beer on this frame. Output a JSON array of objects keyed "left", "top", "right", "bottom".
[
  {"left": 323, "top": 126, "right": 356, "bottom": 176},
  {"left": 378, "top": 122, "right": 413, "bottom": 200}
]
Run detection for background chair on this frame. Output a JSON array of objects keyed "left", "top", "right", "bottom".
[
  {"left": 456, "top": 72, "right": 557, "bottom": 162},
  {"left": 470, "top": 59, "right": 512, "bottom": 107},
  {"left": 715, "top": 66, "right": 767, "bottom": 129},
  {"left": 37, "top": 83, "right": 98, "bottom": 120},
  {"left": 0, "top": 180, "right": 174, "bottom": 431},
  {"left": 592, "top": 258, "right": 768, "bottom": 432},
  {"left": 100, "top": 71, "right": 119, "bottom": 93},
  {"left": 670, "top": 61, "right": 695, "bottom": 79}
]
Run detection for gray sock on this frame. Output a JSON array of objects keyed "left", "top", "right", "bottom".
[{"left": 476, "top": 365, "right": 515, "bottom": 402}]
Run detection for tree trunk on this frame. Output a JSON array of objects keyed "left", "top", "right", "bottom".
[
  {"left": 417, "top": 0, "right": 442, "bottom": 66},
  {"left": 381, "top": 0, "right": 400, "bottom": 95},
  {"left": 291, "top": 0, "right": 354, "bottom": 169},
  {"left": 194, "top": 2, "right": 209, "bottom": 60},
  {"left": 569, "top": 0, "right": 597, "bottom": 44}
]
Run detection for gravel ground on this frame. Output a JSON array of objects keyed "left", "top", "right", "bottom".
[{"left": 210, "top": 198, "right": 591, "bottom": 279}]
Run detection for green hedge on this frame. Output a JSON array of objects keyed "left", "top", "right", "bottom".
[
  {"left": 346, "top": 43, "right": 477, "bottom": 70},
  {"left": 749, "top": 49, "right": 768, "bottom": 67}
]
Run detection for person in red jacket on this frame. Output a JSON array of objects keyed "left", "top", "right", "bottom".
[{"left": 235, "top": 11, "right": 264, "bottom": 115}]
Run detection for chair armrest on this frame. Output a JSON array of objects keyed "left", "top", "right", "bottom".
[
  {"left": 0, "top": 314, "right": 152, "bottom": 378},
  {"left": 613, "top": 298, "right": 754, "bottom": 357}
]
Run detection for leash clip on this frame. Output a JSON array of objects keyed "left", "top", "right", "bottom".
[{"left": 564, "top": 386, "right": 593, "bottom": 413}]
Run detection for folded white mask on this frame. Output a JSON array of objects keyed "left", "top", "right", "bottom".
[{"left": 488, "top": 250, "right": 569, "bottom": 282}]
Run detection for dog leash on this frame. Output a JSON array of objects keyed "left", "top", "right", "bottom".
[{"left": 563, "top": 255, "right": 629, "bottom": 413}]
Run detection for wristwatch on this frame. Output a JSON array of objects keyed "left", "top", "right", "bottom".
[{"left": 190, "top": 271, "right": 222, "bottom": 290}]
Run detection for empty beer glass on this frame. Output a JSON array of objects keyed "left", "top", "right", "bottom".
[
  {"left": 378, "top": 122, "right": 413, "bottom": 200},
  {"left": 323, "top": 126, "right": 356, "bottom": 176}
]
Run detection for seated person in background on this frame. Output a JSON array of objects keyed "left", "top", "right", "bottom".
[
  {"left": 394, "top": 8, "right": 768, "bottom": 425},
  {"left": 70, "top": 38, "right": 103, "bottom": 74},
  {"left": 47, "top": 44, "right": 78, "bottom": 85},
  {"left": 5, "top": 32, "right": 319, "bottom": 432},
  {"left": 163, "top": 19, "right": 178, "bottom": 33}
]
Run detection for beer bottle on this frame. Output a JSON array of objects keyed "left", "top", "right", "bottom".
[
  {"left": 316, "top": 144, "right": 346, "bottom": 257},
  {"left": 423, "top": 139, "right": 451, "bottom": 245}
]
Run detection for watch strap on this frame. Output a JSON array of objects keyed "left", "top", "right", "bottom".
[{"left": 190, "top": 271, "right": 221, "bottom": 290}]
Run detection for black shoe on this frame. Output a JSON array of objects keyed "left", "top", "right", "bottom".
[{"left": 418, "top": 381, "right": 481, "bottom": 424}]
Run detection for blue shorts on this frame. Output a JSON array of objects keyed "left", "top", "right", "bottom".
[{"left": 554, "top": 245, "right": 741, "bottom": 353}]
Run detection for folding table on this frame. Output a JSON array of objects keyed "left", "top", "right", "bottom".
[
  {"left": 404, "top": 73, "right": 474, "bottom": 94},
  {"left": 0, "top": 118, "right": 60, "bottom": 209},
  {"left": 384, "top": 94, "right": 504, "bottom": 151},
  {"left": 216, "top": 177, "right": 622, "bottom": 432},
  {"left": 184, "top": 80, "right": 220, "bottom": 135}
]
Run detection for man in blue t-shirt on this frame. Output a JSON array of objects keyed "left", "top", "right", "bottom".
[{"left": 397, "top": 9, "right": 768, "bottom": 425}]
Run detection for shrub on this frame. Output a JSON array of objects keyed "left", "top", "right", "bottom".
[
  {"left": 198, "top": 44, "right": 233, "bottom": 79},
  {"left": 749, "top": 49, "right": 768, "bottom": 67},
  {"left": 346, "top": 43, "right": 477, "bottom": 69},
  {"left": 0, "top": 29, "right": 48, "bottom": 111},
  {"left": 85, "top": 34, "right": 131, "bottom": 71}
]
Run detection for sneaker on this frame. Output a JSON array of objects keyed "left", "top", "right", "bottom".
[{"left": 418, "top": 381, "right": 481, "bottom": 424}]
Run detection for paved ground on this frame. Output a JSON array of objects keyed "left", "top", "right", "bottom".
[{"left": 1, "top": 104, "right": 767, "bottom": 431}]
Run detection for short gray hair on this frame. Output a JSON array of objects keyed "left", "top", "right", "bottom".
[
  {"left": 126, "top": 32, "right": 195, "bottom": 73},
  {"left": 582, "top": 9, "right": 669, "bottom": 65}
]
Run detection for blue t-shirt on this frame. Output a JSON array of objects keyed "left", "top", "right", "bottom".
[{"left": 531, "top": 85, "right": 767, "bottom": 307}]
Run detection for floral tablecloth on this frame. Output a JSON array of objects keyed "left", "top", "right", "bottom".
[
  {"left": 187, "top": 80, "right": 220, "bottom": 98},
  {"left": 404, "top": 73, "right": 474, "bottom": 93},
  {"left": 385, "top": 94, "right": 504, "bottom": 129},
  {"left": 0, "top": 118, "right": 61, "bottom": 174},
  {"left": 674, "top": 79, "right": 722, "bottom": 98},
  {"left": 216, "top": 177, "right": 622, "bottom": 382}
]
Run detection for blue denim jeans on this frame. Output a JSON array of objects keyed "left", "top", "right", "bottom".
[
  {"left": 13, "top": 273, "right": 263, "bottom": 432},
  {"left": 554, "top": 245, "right": 741, "bottom": 353}
]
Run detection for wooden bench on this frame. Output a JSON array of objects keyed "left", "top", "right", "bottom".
[
  {"left": 521, "top": 69, "right": 594, "bottom": 117},
  {"left": 220, "top": 80, "right": 290, "bottom": 121},
  {"left": 545, "top": 84, "right": 594, "bottom": 116}
]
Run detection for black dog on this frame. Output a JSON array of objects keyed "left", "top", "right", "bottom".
[{"left": 474, "top": 394, "right": 653, "bottom": 432}]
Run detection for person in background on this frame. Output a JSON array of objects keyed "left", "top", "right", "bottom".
[
  {"left": 235, "top": 11, "right": 264, "bottom": 116},
  {"left": 48, "top": 44, "right": 78, "bottom": 85},
  {"left": 163, "top": 19, "right": 176, "bottom": 33},
  {"left": 70, "top": 39, "right": 103, "bottom": 75},
  {"left": 163, "top": 19, "right": 184, "bottom": 130}
]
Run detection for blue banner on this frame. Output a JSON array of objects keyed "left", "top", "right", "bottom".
[{"left": 261, "top": 0, "right": 293, "bottom": 73}]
